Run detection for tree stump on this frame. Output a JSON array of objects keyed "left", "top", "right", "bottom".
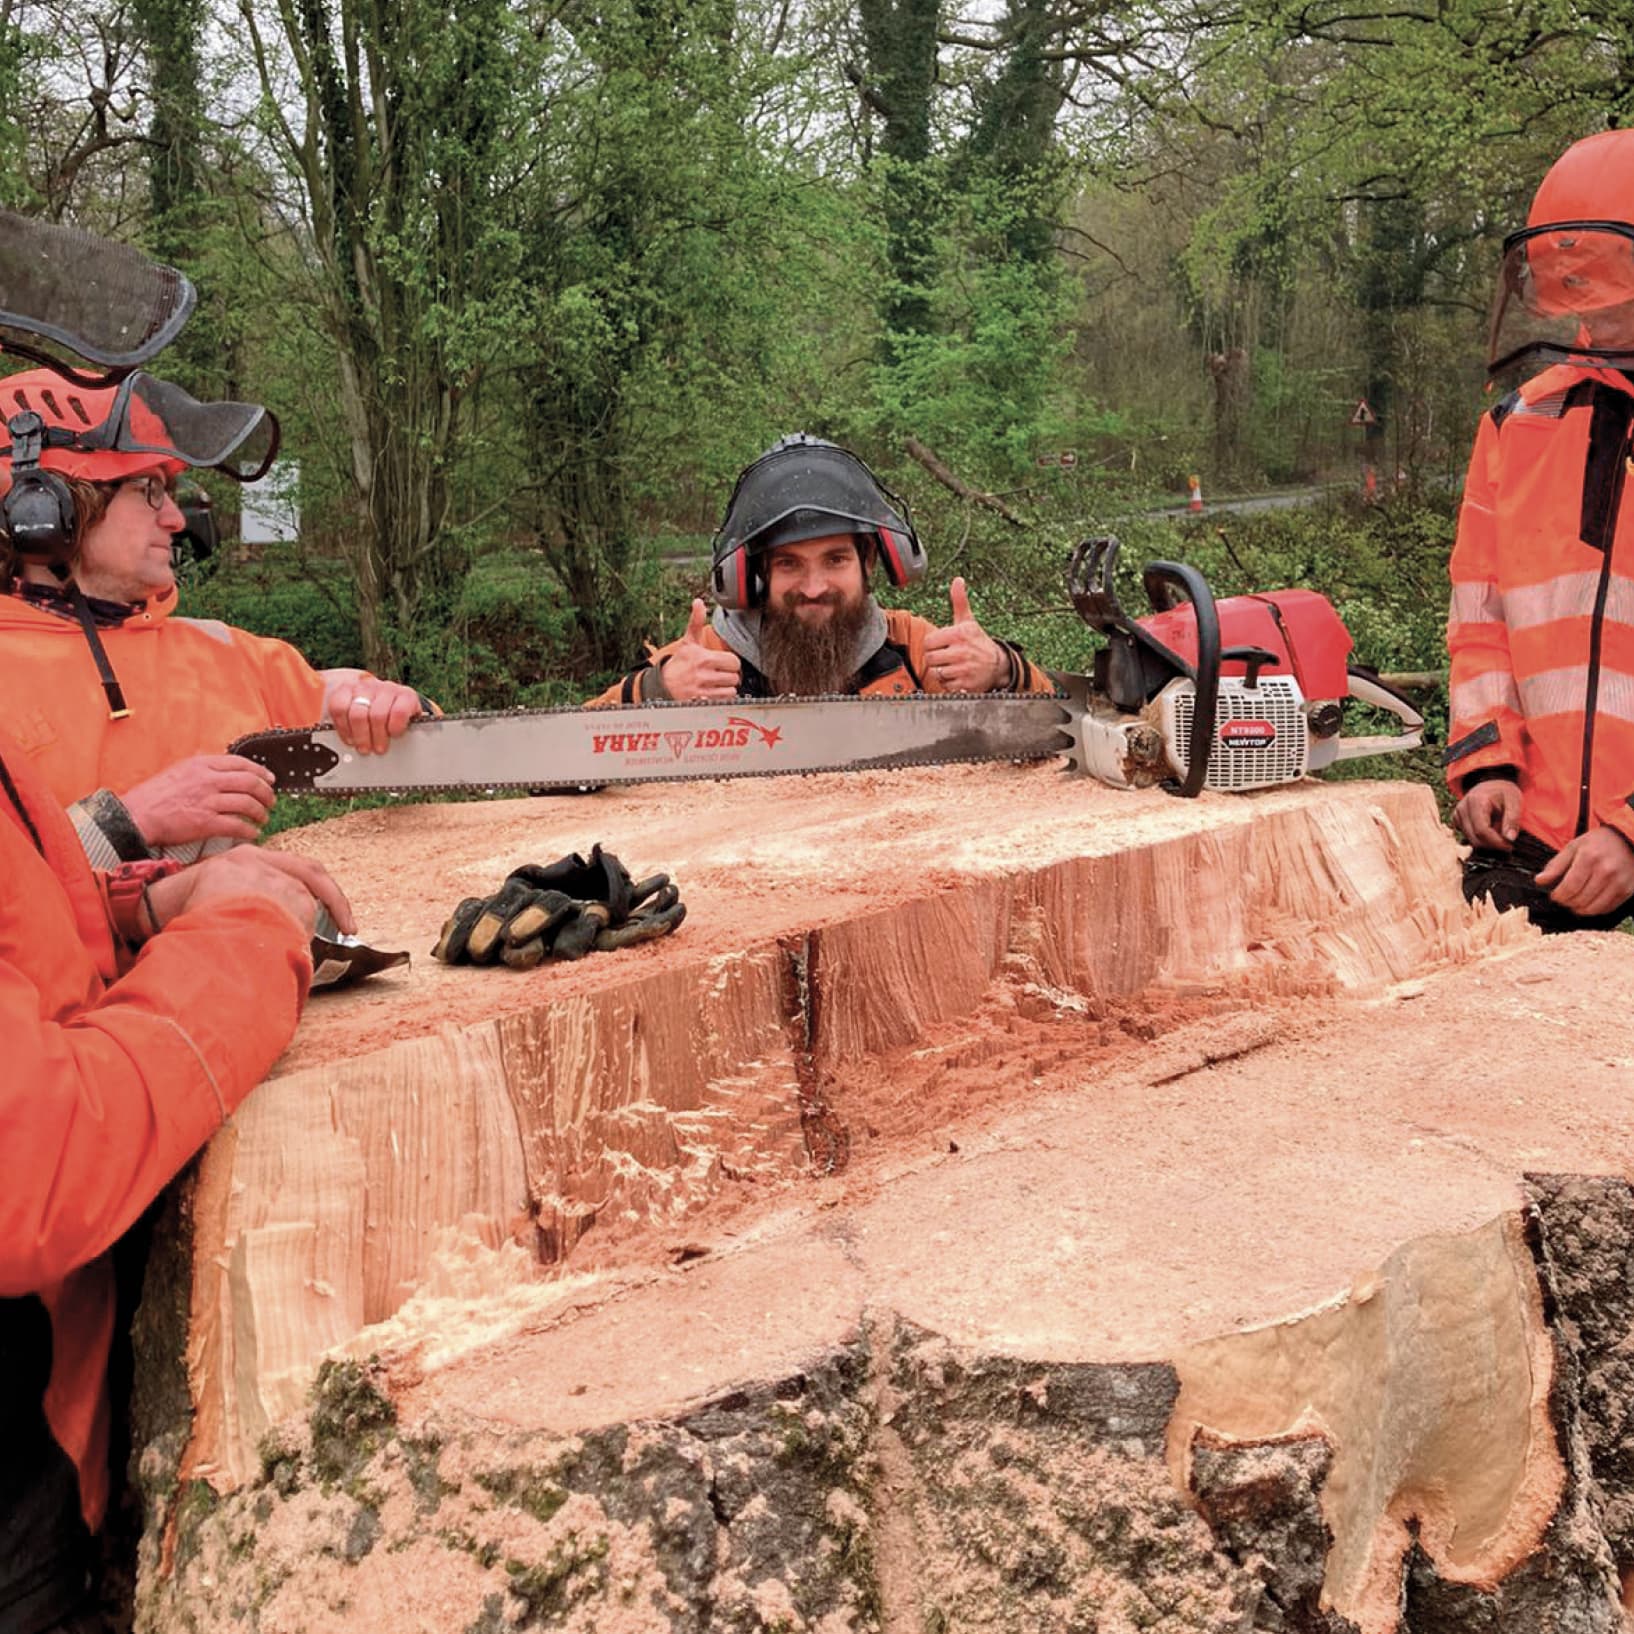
[{"left": 126, "top": 768, "right": 1634, "bottom": 1633}]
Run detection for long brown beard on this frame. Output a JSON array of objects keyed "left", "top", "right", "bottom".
[{"left": 759, "top": 589, "right": 872, "bottom": 696}]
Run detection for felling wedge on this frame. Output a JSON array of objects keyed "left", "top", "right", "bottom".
[{"left": 231, "top": 538, "right": 1425, "bottom": 801}]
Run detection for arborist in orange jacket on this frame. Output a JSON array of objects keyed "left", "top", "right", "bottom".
[
  {"left": 1448, "top": 129, "right": 1634, "bottom": 930},
  {"left": 0, "top": 215, "right": 360, "bottom": 1634},
  {"left": 1, "top": 724, "right": 350, "bottom": 1634},
  {"left": 0, "top": 368, "right": 427, "bottom": 866},
  {"left": 589, "top": 434, "right": 1055, "bottom": 706}
]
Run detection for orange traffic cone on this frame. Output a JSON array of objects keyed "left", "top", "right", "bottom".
[{"left": 1187, "top": 474, "right": 1203, "bottom": 512}]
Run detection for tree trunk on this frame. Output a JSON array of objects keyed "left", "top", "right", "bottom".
[{"left": 857, "top": 0, "right": 942, "bottom": 346}]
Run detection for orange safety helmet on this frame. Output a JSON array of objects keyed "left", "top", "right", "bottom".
[
  {"left": 1, "top": 365, "right": 277, "bottom": 565},
  {"left": 0, "top": 369, "right": 185, "bottom": 493},
  {"left": 1488, "top": 130, "right": 1634, "bottom": 372},
  {"left": 1528, "top": 129, "right": 1634, "bottom": 233},
  {"left": 0, "top": 366, "right": 277, "bottom": 491}
]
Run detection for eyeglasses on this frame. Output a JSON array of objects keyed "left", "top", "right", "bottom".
[{"left": 122, "top": 473, "right": 178, "bottom": 511}]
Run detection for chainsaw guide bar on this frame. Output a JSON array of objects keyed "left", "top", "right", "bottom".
[{"left": 231, "top": 686, "right": 1088, "bottom": 798}]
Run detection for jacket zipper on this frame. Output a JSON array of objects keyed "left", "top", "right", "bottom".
[{"left": 1577, "top": 424, "right": 1634, "bottom": 835}]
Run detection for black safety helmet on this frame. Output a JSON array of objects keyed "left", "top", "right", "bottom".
[{"left": 709, "top": 433, "right": 926, "bottom": 610}]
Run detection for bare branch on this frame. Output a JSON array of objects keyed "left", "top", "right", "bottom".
[{"left": 904, "top": 437, "right": 1029, "bottom": 527}]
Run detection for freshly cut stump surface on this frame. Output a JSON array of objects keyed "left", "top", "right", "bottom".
[{"left": 129, "top": 767, "right": 1634, "bottom": 1634}]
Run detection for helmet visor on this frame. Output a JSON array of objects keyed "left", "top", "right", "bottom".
[
  {"left": 0, "top": 210, "right": 196, "bottom": 381},
  {"left": 95, "top": 372, "right": 279, "bottom": 481},
  {"left": 714, "top": 441, "right": 912, "bottom": 562},
  {"left": 1489, "top": 221, "right": 1634, "bottom": 374}
]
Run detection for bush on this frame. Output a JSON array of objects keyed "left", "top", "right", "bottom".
[
  {"left": 178, "top": 559, "right": 363, "bottom": 672},
  {"left": 401, "top": 553, "right": 586, "bottom": 711}
]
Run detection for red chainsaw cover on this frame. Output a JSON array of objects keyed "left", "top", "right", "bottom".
[{"left": 1139, "top": 589, "right": 1353, "bottom": 701}]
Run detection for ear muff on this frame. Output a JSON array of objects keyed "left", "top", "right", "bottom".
[
  {"left": 2, "top": 467, "right": 77, "bottom": 567},
  {"left": 2, "top": 410, "right": 79, "bottom": 571},
  {"left": 874, "top": 525, "right": 926, "bottom": 588},
  {"left": 710, "top": 542, "right": 766, "bottom": 610}
]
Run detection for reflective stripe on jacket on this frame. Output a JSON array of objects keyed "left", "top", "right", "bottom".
[
  {"left": 1446, "top": 364, "right": 1634, "bottom": 851},
  {"left": 0, "top": 585, "right": 329, "bottom": 809},
  {"left": 588, "top": 606, "right": 1055, "bottom": 705},
  {"left": 0, "top": 732, "right": 309, "bottom": 1565}
]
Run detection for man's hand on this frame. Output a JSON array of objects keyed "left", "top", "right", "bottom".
[
  {"left": 921, "top": 578, "right": 1009, "bottom": 693},
  {"left": 1536, "top": 827, "right": 1634, "bottom": 917},
  {"left": 1453, "top": 780, "right": 1523, "bottom": 850},
  {"left": 147, "top": 847, "right": 355, "bottom": 939},
  {"left": 657, "top": 600, "right": 741, "bottom": 701},
  {"left": 324, "top": 673, "right": 424, "bottom": 755},
  {"left": 122, "top": 755, "right": 277, "bottom": 846}
]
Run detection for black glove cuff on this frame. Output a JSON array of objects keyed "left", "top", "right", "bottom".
[{"left": 1458, "top": 765, "right": 1520, "bottom": 794}]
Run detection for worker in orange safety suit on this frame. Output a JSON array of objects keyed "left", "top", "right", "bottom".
[
  {"left": 0, "top": 367, "right": 427, "bottom": 867},
  {"left": 590, "top": 434, "right": 1056, "bottom": 705},
  {"left": 1448, "top": 129, "right": 1634, "bottom": 931},
  {"left": 0, "top": 725, "right": 350, "bottom": 1634},
  {"left": 0, "top": 210, "right": 359, "bottom": 1634}
]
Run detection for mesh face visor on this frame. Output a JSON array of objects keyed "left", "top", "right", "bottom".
[
  {"left": 0, "top": 210, "right": 196, "bottom": 382},
  {"left": 713, "top": 441, "right": 914, "bottom": 564},
  {"left": 89, "top": 372, "right": 279, "bottom": 480},
  {"left": 1489, "top": 222, "right": 1634, "bottom": 375}
]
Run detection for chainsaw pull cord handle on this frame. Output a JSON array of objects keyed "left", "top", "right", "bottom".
[
  {"left": 1141, "top": 560, "right": 1221, "bottom": 798},
  {"left": 1335, "top": 668, "right": 1425, "bottom": 762}
]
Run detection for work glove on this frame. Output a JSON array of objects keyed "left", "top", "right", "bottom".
[{"left": 431, "top": 844, "right": 686, "bottom": 969}]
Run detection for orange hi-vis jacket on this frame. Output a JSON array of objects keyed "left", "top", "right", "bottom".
[
  {"left": 1447, "top": 363, "right": 1634, "bottom": 852},
  {"left": 0, "top": 584, "right": 329, "bottom": 814},
  {"left": 589, "top": 606, "right": 1056, "bottom": 705},
  {"left": 0, "top": 732, "right": 309, "bottom": 1627}
]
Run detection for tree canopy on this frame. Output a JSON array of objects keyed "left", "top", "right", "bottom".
[{"left": 0, "top": 0, "right": 1624, "bottom": 686}]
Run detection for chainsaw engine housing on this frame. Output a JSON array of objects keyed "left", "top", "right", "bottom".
[{"left": 1156, "top": 674, "right": 1311, "bottom": 791}]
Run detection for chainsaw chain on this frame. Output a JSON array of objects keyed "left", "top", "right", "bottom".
[{"left": 246, "top": 689, "right": 1075, "bottom": 800}]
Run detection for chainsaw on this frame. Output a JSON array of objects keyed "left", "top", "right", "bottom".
[{"left": 231, "top": 538, "right": 1423, "bottom": 800}]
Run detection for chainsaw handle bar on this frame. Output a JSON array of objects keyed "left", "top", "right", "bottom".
[
  {"left": 1067, "top": 536, "right": 1197, "bottom": 679},
  {"left": 1336, "top": 668, "right": 1425, "bottom": 762},
  {"left": 1141, "top": 560, "right": 1221, "bottom": 799}
]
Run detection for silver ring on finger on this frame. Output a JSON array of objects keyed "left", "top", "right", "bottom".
[{"left": 350, "top": 694, "right": 373, "bottom": 709}]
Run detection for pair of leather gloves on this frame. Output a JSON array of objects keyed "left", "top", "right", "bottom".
[{"left": 432, "top": 845, "right": 685, "bottom": 969}]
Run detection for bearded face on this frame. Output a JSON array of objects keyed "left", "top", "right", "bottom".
[{"left": 758, "top": 534, "right": 872, "bottom": 696}]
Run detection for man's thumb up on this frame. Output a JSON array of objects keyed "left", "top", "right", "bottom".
[
  {"left": 684, "top": 598, "right": 710, "bottom": 643},
  {"left": 949, "top": 577, "right": 975, "bottom": 624}
]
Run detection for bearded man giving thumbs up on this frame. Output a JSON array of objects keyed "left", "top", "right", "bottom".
[{"left": 590, "top": 434, "right": 1055, "bottom": 704}]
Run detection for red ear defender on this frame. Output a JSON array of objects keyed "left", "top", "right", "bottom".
[
  {"left": 711, "top": 543, "right": 765, "bottom": 610},
  {"left": 874, "top": 526, "right": 926, "bottom": 587}
]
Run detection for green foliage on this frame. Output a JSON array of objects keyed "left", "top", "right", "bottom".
[
  {"left": 4, "top": 0, "right": 1562, "bottom": 729},
  {"left": 862, "top": 169, "right": 1076, "bottom": 476},
  {"left": 0, "top": 17, "right": 38, "bottom": 208},
  {"left": 405, "top": 553, "right": 591, "bottom": 711},
  {"left": 179, "top": 559, "right": 362, "bottom": 672},
  {"left": 1176, "top": 495, "right": 1454, "bottom": 677}
]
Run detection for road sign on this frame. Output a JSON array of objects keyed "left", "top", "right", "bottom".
[{"left": 1350, "top": 399, "right": 1377, "bottom": 427}]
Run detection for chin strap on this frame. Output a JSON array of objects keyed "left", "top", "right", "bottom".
[{"left": 53, "top": 566, "right": 130, "bottom": 719}]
